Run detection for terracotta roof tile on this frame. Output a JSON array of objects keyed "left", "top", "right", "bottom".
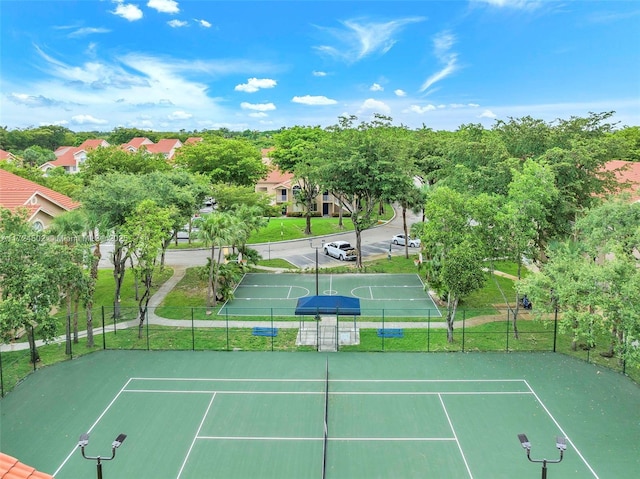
[
  {"left": 0, "top": 170, "right": 80, "bottom": 213},
  {"left": 602, "top": 160, "right": 640, "bottom": 202},
  {"left": 0, "top": 453, "right": 53, "bottom": 479}
]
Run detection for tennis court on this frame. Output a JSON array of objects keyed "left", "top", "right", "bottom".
[
  {"left": 219, "top": 273, "right": 441, "bottom": 318},
  {"left": 2, "top": 351, "right": 638, "bottom": 478}
]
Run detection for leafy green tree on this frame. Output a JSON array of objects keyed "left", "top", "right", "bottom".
[
  {"left": 122, "top": 200, "right": 175, "bottom": 337},
  {"left": 492, "top": 160, "right": 558, "bottom": 337},
  {"left": 22, "top": 146, "right": 55, "bottom": 167},
  {"left": 0, "top": 210, "right": 75, "bottom": 362},
  {"left": 271, "top": 126, "right": 327, "bottom": 234},
  {"left": 321, "top": 115, "right": 413, "bottom": 267},
  {"left": 175, "top": 137, "right": 268, "bottom": 186},
  {"left": 81, "top": 173, "right": 146, "bottom": 318},
  {"left": 81, "top": 145, "right": 170, "bottom": 180},
  {"left": 211, "top": 183, "right": 276, "bottom": 215},
  {"left": 420, "top": 186, "right": 488, "bottom": 342},
  {"left": 107, "top": 127, "right": 159, "bottom": 145}
]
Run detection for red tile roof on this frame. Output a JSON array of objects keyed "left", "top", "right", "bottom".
[
  {"left": 123, "top": 137, "right": 154, "bottom": 150},
  {"left": 0, "top": 170, "right": 80, "bottom": 214},
  {"left": 0, "top": 452, "right": 54, "bottom": 478},
  {"left": 0, "top": 149, "right": 15, "bottom": 161},
  {"left": 263, "top": 168, "right": 293, "bottom": 185},
  {"left": 185, "top": 137, "right": 203, "bottom": 144},
  {"left": 145, "top": 139, "right": 182, "bottom": 156},
  {"left": 603, "top": 160, "right": 640, "bottom": 202}
]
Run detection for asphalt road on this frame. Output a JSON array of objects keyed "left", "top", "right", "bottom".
[{"left": 98, "top": 207, "right": 422, "bottom": 270}]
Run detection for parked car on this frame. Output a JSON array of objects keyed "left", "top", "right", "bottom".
[
  {"left": 323, "top": 241, "right": 357, "bottom": 261},
  {"left": 392, "top": 234, "right": 421, "bottom": 247}
]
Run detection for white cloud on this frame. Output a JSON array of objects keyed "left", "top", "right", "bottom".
[
  {"left": 394, "top": 89, "right": 406, "bottom": 97},
  {"left": 314, "top": 16, "right": 425, "bottom": 63},
  {"left": 71, "top": 114, "right": 108, "bottom": 125},
  {"left": 195, "top": 19, "right": 212, "bottom": 28},
  {"left": 249, "top": 112, "right": 268, "bottom": 118},
  {"left": 168, "top": 19, "right": 188, "bottom": 28},
  {"left": 370, "top": 83, "right": 383, "bottom": 92},
  {"left": 420, "top": 31, "right": 459, "bottom": 92},
  {"left": 235, "top": 78, "right": 277, "bottom": 93},
  {"left": 407, "top": 104, "right": 436, "bottom": 114},
  {"left": 111, "top": 2, "right": 143, "bottom": 21},
  {"left": 68, "top": 27, "right": 111, "bottom": 38},
  {"left": 168, "top": 110, "right": 192, "bottom": 120},
  {"left": 312, "top": 71, "right": 327, "bottom": 77},
  {"left": 291, "top": 95, "right": 337, "bottom": 105},
  {"left": 240, "top": 102, "right": 276, "bottom": 111},
  {"left": 468, "top": 103, "right": 480, "bottom": 108},
  {"left": 359, "top": 98, "right": 391, "bottom": 114},
  {"left": 147, "top": 0, "right": 179, "bottom": 14},
  {"left": 470, "top": 0, "right": 542, "bottom": 10},
  {"left": 7, "top": 93, "right": 71, "bottom": 108},
  {"left": 479, "top": 109, "right": 497, "bottom": 118}
]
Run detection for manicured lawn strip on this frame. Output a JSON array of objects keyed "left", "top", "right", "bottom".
[{"left": 257, "top": 258, "right": 298, "bottom": 269}]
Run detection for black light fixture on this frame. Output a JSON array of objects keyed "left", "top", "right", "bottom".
[
  {"left": 78, "top": 432, "right": 127, "bottom": 479},
  {"left": 517, "top": 433, "right": 566, "bottom": 479}
]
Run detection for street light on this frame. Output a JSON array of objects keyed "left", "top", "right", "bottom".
[
  {"left": 310, "top": 240, "right": 325, "bottom": 297},
  {"left": 517, "top": 433, "right": 566, "bottom": 479},
  {"left": 78, "top": 432, "right": 127, "bottom": 479}
]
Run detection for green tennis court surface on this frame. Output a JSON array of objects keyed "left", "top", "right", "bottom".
[
  {"left": 219, "top": 273, "right": 441, "bottom": 317},
  {"left": 2, "top": 351, "right": 638, "bottom": 478}
]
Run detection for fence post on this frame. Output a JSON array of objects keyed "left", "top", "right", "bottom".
[
  {"left": 31, "top": 325, "right": 37, "bottom": 370},
  {"left": 381, "top": 309, "right": 385, "bottom": 352},
  {"left": 506, "top": 309, "right": 510, "bottom": 352},
  {"left": 102, "top": 306, "right": 106, "bottom": 349},
  {"left": 225, "top": 308, "right": 229, "bottom": 351},
  {"left": 462, "top": 310, "right": 466, "bottom": 352},
  {"left": 270, "top": 309, "right": 274, "bottom": 352},
  {"left": 146, "top": 309, "right": 150, "bottom": 351},
  {"left": 427, "top": 310, "right": 431, "bottom": 352},
  {"left": 191, "top": 308, "right": 195, "bottom": 351},
  {"left": 0, "top": 347, "right": 4, "bottom": 398},
  {"left": 553, "top": 304, "right": 558, "bottom": 352}
]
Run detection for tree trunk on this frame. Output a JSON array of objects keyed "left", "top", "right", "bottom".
[
  {"left": 137, "top": 274, "right": 152, "bottom": 339},
  {"left": 65, "top": 294, "right": 72, "bottom": 355},
  {"left": 212, "top": 246, "right": 224, "bottom": 306},
  {"left": 27, "top": 325, "right": 40, "bottom": 364},
  {"left": 73, "top": 298, "right": 79, "bottom": 343},
  {"left": 207, "top": 246, "right": 216, "bottom": 311},
  {"left": 354, "top": 224, "right": 363, "bottom": 269},
  {"left": 86, "top": 300, "right": 94, "bottom": 348},
  {"left": 446, "top": 293, "right": 458, "bottom": 343},
  {"left": 305, "top": 211, "right": 312, "bottom": 235},
  {"left": 112, "top": 240, "right": 127, "bottom": 319}
]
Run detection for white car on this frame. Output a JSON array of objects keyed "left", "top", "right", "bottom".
[
  {"left": 392, "top": 234, "right": 421, "bottom": 247},
  {"left": 323, "top": 241, "right": 357, "bottom": 261}
]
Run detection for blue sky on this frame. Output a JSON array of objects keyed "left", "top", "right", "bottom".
[{"left": 1, "top": 0, "right": 639, "bottom": 132}]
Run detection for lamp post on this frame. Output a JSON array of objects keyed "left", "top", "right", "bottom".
[
  {"left": 310, "top": 240, "right": 325, "bottom": 297},
  {"left": 517, "top": 434, "right": 566, "bottom": 479},
  {"left": 78, "top": 432, "right": 127, "bottom": 479}
]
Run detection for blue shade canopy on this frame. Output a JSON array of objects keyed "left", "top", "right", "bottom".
[{"left": 295, "top": 296, "right": 361, "bottom": 316}]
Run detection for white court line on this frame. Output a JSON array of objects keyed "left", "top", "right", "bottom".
[
  {"left": 121, "top": 390, "right": 530, "bottom": 396},
  {"left": 129, "top": 377, "right": 326, "bottom": 382},
  {"left": 524, "top": 380, "right": 600, "bottom": 479},
  {"left": 197, "top": 436, "right": 457, "bottom": 442},
  {"left": 439, "top": 394, "right": 474, "bottom": 479},
  {"left": 176, "top": 392, "right": 217, "bottom": 479},
  {"left": 53, "top": 378, "right": 134, "bottom": 477}
]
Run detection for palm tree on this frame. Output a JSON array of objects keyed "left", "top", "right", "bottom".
[{"left": 198, "top": 212, "right": 242, "bottom": 311}]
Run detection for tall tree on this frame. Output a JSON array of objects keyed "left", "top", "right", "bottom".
[
  {"left": 175, "top": 137, "right": 268, "bottom": 186},
  {"left": 271, "top": 126, "right": 326, "bottom": 234},
  {"left": 420, "top": 186, "right": 488, "bottom": 342},
  {"left": 321, "top": 114, "right": 413, "bottom": 267},
  {"left": 121, "top": 200, "right": 175, "bottom": 338},
  {"left": 197, "top": 212, "right": 241, "bottom": 310}
]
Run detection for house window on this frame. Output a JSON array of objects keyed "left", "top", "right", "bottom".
[
  {"left": 33, "top": 221, "right": 44, "bottom": 231},
  {"left": 278, "top": 189, "right": 287, "bottom": 202}
]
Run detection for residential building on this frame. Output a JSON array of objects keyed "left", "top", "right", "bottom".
[
  {"left": 0, "top": 169, "right": 79, "bottom": 229},
  {"left": 40, "top": 139, "right": 110, "bottom": 174},
  {"left": 255, "top": 149, "right": 344, "bottom": 216},
  {"left": 603, "top": 160, "right": 640, "bottom": 202},
  {"left": 0, "top": 149, "right": 18, "bottom": 163}
]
